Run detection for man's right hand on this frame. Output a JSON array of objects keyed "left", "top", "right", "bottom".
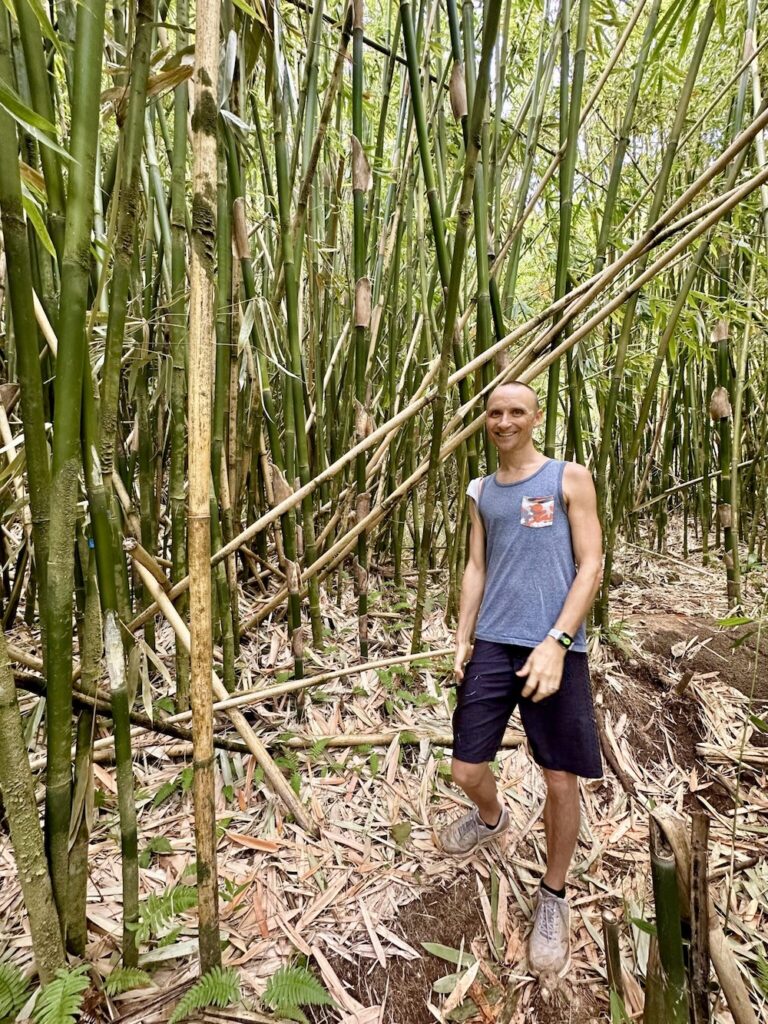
[{"left": 453, "top": 639, "right": 473, "bottom": 685}]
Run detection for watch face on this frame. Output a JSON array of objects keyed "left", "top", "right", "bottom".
[{"left": 561, "top": 635, "right": 572, "bottom": 647}]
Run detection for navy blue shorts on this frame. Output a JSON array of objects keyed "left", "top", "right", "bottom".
[{"left": 452, "top": 639, "right": 603, "bottom": 778}]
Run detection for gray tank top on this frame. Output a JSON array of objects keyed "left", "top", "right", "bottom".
[{"left": 467, "top": 459, "right": 587, "bottom": 652}]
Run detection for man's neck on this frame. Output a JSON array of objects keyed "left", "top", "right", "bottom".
[{"left": 496, "top": 444, "right": 545, "bottom": 476}]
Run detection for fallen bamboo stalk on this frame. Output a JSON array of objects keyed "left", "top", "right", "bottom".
[
  {"left": 163, "top": 647, "right": 456, "bottom": 726},
  {"left": 14, "top": 671, "right": 249, "bottom": 755},
  {"left": 279, "top": 727, "right": 524, "bottom": 749},
  {"left": 130, "top": 557, "right": 318, "bottom": 835}
]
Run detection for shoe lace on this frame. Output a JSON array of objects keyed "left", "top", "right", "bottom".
[
  {"left": 457, "top": 814, "right": 477, "bottom": 838},
  {"left": 537, "top": 898, "right": 560, "bottom": 942}
]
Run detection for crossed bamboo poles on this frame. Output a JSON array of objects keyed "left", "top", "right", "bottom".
[{"left": 17, "top": 102, "right": 768, "bottom": 837}]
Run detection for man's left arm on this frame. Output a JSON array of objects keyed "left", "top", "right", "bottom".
[{"left": 517, "top": 463, "right": 603, "bottom": 702}]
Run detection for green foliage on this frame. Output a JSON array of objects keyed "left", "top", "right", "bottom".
[
  {"left": 139, "top": 835, "right": 174, "bottom": 868},
  {"left": 168, "top": 967, "right": 240, "bottom": 1024},
  {"left": 756, "top": 952, "right": 768, "bottom": 997},
  {"left": 262, "top": 965, "right": 335, "bottom": 1023},
  {"left": 132, "top": 884, "right": 198, "bottom": 945},
  {"left": 151, "top": 766, "right": 193, "bottom": 808},
  {"left": 0, "top": 962, "right": 31, "bottom": 1020},
  {"left": 103, "top": 967, "right": 154, "bottom": 996},
  {"left": 32, "top": 965, "right": 89, "bottom": 1024}
]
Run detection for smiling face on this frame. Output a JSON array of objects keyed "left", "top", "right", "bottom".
[{"left": 485, "top": 383, "right": 542, "bottom": 452}]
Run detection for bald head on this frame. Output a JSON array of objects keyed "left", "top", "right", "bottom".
[{"left": 487, "top": 381, "right": 540, "bottom": 411}]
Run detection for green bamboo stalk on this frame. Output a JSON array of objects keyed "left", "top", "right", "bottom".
[
  {"left": 44, "top": 0, "right": 106, "bottom": 932},
  {"left": 0, "top": 632, "right": 65, "bottom": 981},
  {"left": 66, "top": 545, "right": 101, "bottom": 956},
  {"left": 411, "top": 0, "right": 502, "bottom": 651},
  {"left": 169, "top": 0, "right": 191, "bottom": 712},
  {"left": 595, "top": 1, "right": 715, "bottom": 501},
  {"left": 13, "top": 0, "right": 67, "bottom": 259},
  {"left": 649, "top": 817, "right": 690, "bottom": 1024},
  {"left": 0, "top": 8, "right": 51, "bottom": 634},
  {"left": 544, "top": 0, "right": 590, "bottom": 458}
]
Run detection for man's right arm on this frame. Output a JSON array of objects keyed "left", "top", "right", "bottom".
[{"left": 454, "top": 499, "right": 486, "bottom": 683}]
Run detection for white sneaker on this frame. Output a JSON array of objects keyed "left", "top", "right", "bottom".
[{"left": 528, "top": 886, "right": 571, "bottom": 977}]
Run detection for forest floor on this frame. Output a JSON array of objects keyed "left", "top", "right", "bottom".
[{"left": 1, "top": 532, "right": 767, "bottom": 1024}]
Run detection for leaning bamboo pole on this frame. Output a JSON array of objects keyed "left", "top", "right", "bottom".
[
  {"left": 187, "top": 0, "right": 222, "bottom": 972},
  {"left": 121, "top": 162, "right": 768, "bottom": 646}
]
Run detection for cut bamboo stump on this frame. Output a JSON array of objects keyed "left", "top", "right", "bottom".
[
  {"left": 653, "top": 807, "right": 758, "bottom": 1024},
  {"left": 690, "top": 811, "right": 712, "bottom": 1024}
]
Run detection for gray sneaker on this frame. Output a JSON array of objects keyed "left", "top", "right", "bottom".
[
  {"left": 528, "top": 886, "right": 571, "bottom": 977},
  {"left": 438, "top": 805, "right": 509, "bottom": 857}
]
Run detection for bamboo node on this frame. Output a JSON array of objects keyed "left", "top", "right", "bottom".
[
  {"left": 449, "top": 62, "right": 468, "bottom": 120},
  {"left": 352, "top": 0, "right": 364, "bottom": 31},
  {"left": 350, "top": 135, "right": 372, "bottom": 192},
  {"left": 355, "top": 277, "right": 372, "bottom": 328},
  {"left": 708, "top": 386, "right": 731, "bottom": 420}
]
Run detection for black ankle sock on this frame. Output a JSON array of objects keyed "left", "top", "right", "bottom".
[
  {"left": 480, "top": 809, "right": 502, "bottom": 829},
  {"left": 541, "top": 880, "right": 566, "bottom": 900}
]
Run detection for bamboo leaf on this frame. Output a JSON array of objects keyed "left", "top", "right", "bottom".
[
  {"left": 21, "top": 195, "right": 56, "bottom": 261},
  {"left": 0, "top": 82, "right": 72, "bottom": 162}
]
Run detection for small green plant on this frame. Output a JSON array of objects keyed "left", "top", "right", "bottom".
[
  {"left": 262, "top": 964, "right": 335, "bottom": 1024},
  {"left": 168, "top": 967, "right": 240, "bottom": 1024},
  {"left": 131, "top": 884, "right": 198, "bottom": 946},
  {"left": 32, "top": 964, "right": 90, "bottom": 1024},
  {"left": 0, "top": 961, "right": 31, "bottom": 1020},
  {"left": 139, "top": 835, "right": 174, "bottom": 868},
  {"left": 104, "top": 967, "right": 154, "bottom": 996},
  {"left": 756, "top": 951, "right": 768, "bottom": 997}
]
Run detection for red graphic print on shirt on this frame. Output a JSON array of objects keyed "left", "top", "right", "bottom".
[{"left": 520, "top": 494, "right": 555, "bottom": 528}]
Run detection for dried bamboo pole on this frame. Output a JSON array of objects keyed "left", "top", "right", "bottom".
[
  {"left": 690, "top": 811, "right": 711, "bottom": 1024},
  {"left": 187, "top": 0, "right": 222, "bottom": 970}
]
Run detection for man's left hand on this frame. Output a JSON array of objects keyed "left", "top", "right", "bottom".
[{"left": 516, "top": 638, "right": 566, "bottom": 702}]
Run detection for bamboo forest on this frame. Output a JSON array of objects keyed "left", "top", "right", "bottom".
[{"left": 0, "top": 0, "right": 767, "bottom": 1018}]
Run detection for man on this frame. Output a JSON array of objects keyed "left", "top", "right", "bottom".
[{"left": 438, "top": 380, "right": 603, "bottom": 978}]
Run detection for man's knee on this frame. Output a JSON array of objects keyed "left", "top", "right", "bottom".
[
  {"left": 452, "top": 758, "right": 488, "bottom": 791},
  {"left": 543, "top": 768, "right": 579, "bottom": 802}
]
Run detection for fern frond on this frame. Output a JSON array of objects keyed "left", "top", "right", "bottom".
[
  {"left": 168, "top": 967, "right": 240, "bottom": 1024},
  {"left": 282, "top": 1006, "right": 310, "bottom": 1024},
  {"left": 32, "top": 965, "right": 89, "bottom": 1024},
  {"left": 0, "top": 961, "right": 31, "bottom": 1019},
  {"left": 263, "top": 965, "right": 335, "bottom": 1014},
  {"left": 135, "top": 884, "right": 198, "bottom": 945},
  {"left": 104, "top": 967, "right": 154, "bottom": 996}
]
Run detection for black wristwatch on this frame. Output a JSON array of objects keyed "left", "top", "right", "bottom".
[{"left": 547, "top": 628, "right": 573, "bottom": 650}]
